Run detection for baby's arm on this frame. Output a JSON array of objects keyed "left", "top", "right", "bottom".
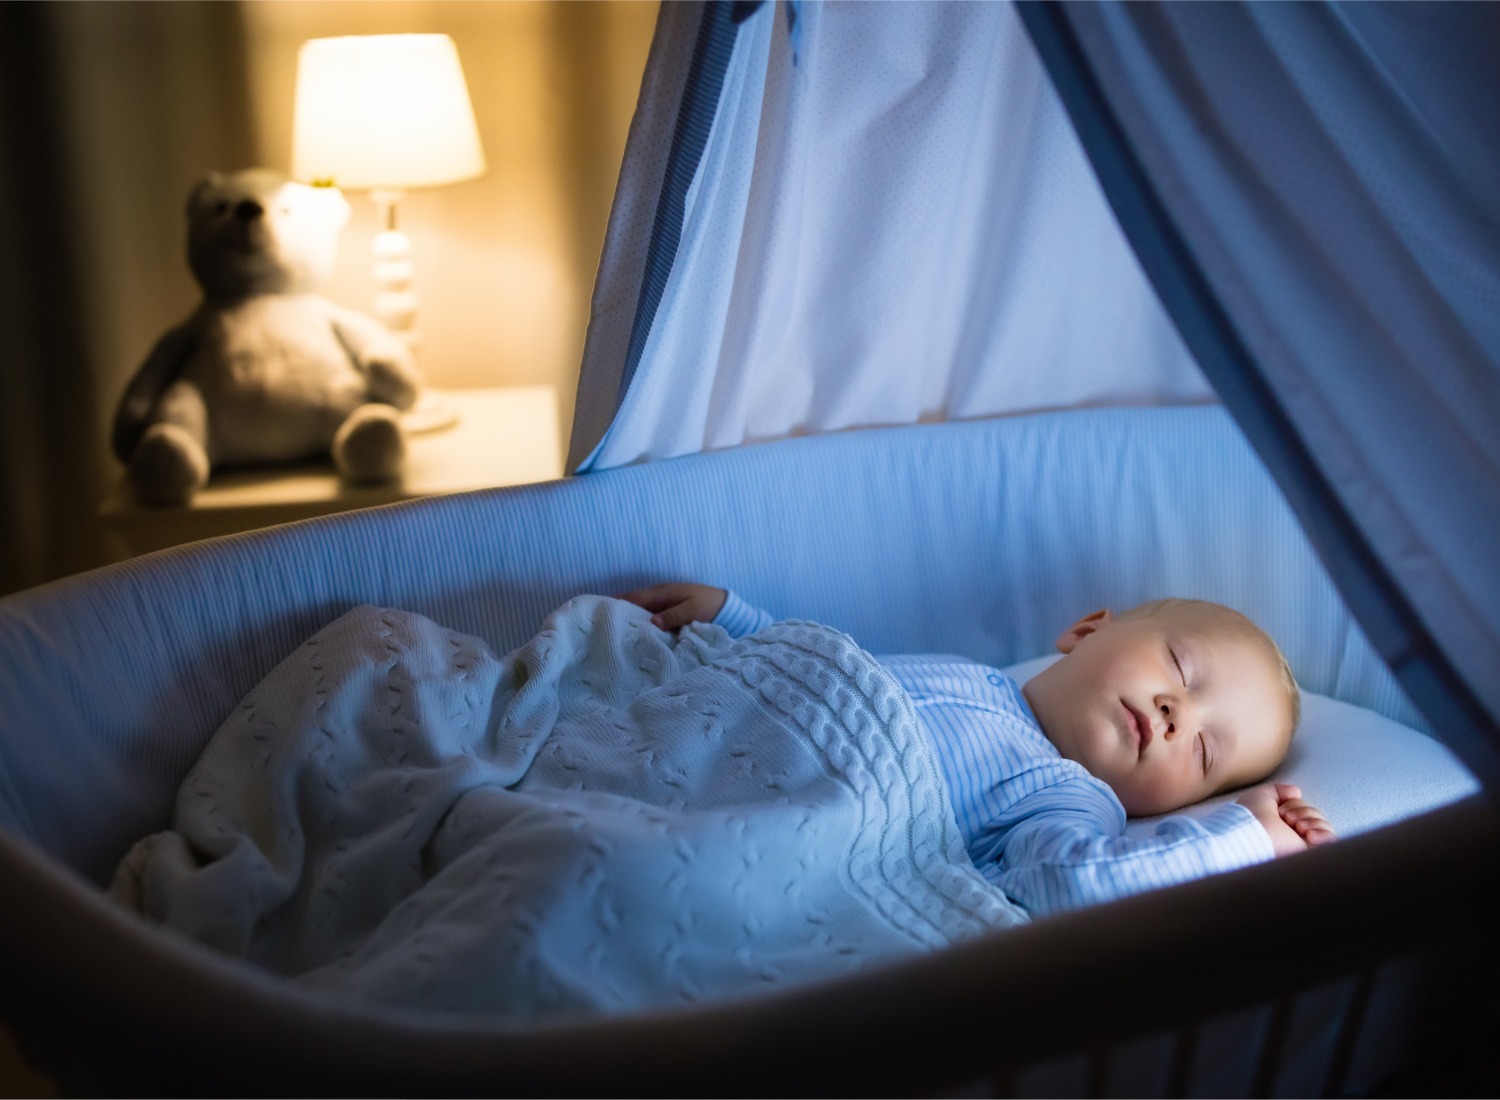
[
  {"left": 1235, "top": 783, "right": 1337, "bottom": 857},
  {"left": 986, "top": 779, "right": 1275, "bottom": 917}
]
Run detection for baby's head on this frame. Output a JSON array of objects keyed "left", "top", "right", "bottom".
[{"left": 1022, "top": 598, "right": 1299, "bottom": 817}]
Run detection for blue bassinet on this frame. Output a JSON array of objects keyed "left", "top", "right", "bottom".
[
  {"left": 3, "top": 1, "right": 1498, "bottom": 1095},
  {"left": 0, "top": 407, "right": 1490, "bottom": 1095}
]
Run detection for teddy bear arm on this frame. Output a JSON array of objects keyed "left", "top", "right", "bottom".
[
  {"left": 112, "top": 319, "right": 199, "bottom": 462},
  {"left": 327, "top": 306, "right": 423, "bottom": 411}
]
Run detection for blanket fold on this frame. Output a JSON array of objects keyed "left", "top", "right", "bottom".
[{"left": 112, "top": 596, "right": 1023, "bottom": 1019}]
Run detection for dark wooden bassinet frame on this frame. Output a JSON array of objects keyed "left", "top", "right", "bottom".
[{"left": 4, "top": 793, "right": 1497, "bottom": 1097}]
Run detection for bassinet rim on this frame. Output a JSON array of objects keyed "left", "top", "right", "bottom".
[{"left": 5, "top": 793, "right": 1496, "bottom": 1096}]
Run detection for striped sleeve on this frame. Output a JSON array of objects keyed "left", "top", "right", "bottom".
[
  {"left": 713, "top": 590, "right": 776, "bottom": 638},
  {"left": 983, "top": 778, "right": 1275, "bottom": 917}
]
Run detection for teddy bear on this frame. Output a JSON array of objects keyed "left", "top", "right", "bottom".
[{"left": 111, "top": 168, "right": 425, "bottom": 505}]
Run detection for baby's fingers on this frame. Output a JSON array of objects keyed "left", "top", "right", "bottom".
[
  {"left": 616, "top": 585, "right": 683, "bottom": 612},
  {"left": 1277, "top": 799, "right": 1320, "bottom": 822},
  {"left": 1280, "top": 801, "right": 1336, "bottom": 843},
  {"left": 1279, "top": 799, "right": 1327, "bottom": 822},
  {"left": 1287, "top": 811, "right": 1331, "bottom": 834},
  {"left": 647, "top": 599, "right": 696, "bottom": 631}
]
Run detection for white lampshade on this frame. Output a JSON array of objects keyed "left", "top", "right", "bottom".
[{"left": 291, "top": 34, "right": 486, "bottom": 191}]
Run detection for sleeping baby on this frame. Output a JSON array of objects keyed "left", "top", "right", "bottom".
[
  {"left": 622, "top": 582, "right": 1336, "bottom": 917},
  {"left": 110, "top": 581, "right": 1342, "bottom": 1016}
]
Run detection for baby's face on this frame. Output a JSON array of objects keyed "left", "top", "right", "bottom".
[{"left": 1022, "top": 605, "right": 1292, "bottom": 817}]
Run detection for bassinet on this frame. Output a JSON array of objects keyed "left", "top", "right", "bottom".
[
  {"left": 2, "top": 407, "right": 1493, "bottom": 1096},
  {"left": 5, "top": 1, "right": 1499, "bottom": 1096}
]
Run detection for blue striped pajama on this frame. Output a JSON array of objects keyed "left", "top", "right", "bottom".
[{"left": 714, "top": 592, "right": 1273, "bottom": 917}]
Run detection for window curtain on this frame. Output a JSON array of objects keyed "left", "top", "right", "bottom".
[
  {"left": 0, "top": 2, "right": 258, "bottom": 598},
  {"left": 569, "top": 0, "right": 1210, "bottom": 473},
  {"left": 1018, "top": 1, "right": 1500, "bottom": 779}
]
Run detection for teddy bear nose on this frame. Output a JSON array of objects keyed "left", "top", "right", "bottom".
[{"left": 233, "top": 200, "right": 264, "bottom": 223}]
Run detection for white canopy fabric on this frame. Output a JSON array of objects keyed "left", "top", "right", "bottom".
[
  {"left": 569, "top": 1, "right": 1207, "bottom": 473},
  {"left": 1024, "top": 1, "right": 1500, "bottom": 776}
]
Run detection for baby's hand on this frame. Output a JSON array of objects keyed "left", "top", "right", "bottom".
[
  {"left": 1236, "top": 783, "right": 1337, "bottom": 858},
  {"left": 617, "top": 583, "right": 728, "bottom": 631},
  {"left": 1277, "top": 790, "right": 1337, "bottom": 847}
]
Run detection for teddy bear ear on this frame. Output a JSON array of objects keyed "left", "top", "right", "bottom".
[{"left": 187, "top": 172, "right": 225, "bottom": 216}]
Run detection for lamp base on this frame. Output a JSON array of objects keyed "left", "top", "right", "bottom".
[{"left": 370, "top": 189, "right": 421, "bottom": 354}]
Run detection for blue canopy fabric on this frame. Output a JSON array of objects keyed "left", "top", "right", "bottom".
[{"left": 1019, "top": 0, "right": 1500, "bottom": 783}]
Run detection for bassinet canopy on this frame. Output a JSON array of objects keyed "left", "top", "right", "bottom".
[{"left": 571, "top": 0, "right": 1500, "bottom": 785}]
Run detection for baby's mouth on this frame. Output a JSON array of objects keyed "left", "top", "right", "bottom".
[{"left": 1123, "top": 701, "right": 1152, "bottom": 755}]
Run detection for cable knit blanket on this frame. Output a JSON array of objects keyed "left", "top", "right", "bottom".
[{"left": 110, "top": 597, "right": 1024, "bottom": 1019}]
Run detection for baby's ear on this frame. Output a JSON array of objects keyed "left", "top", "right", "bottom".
[{"left": 1056, "top": 609, "right": 1114, "bottom": 653}]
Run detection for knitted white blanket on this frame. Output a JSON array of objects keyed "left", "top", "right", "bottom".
[{"left": 111, "top": 596, "right": 1023, "bottom": 1019}]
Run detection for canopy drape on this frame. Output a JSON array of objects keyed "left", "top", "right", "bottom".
[
  {"left": 1019, "top": 0, "right": 1500, "bottom": 781},
  {"left": 569, "top": 1, "right": 1207, "bottom": 473}
]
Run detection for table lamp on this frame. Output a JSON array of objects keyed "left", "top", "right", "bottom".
[{"left": 291, "top": 34, "right": 486, "bottom": 362}]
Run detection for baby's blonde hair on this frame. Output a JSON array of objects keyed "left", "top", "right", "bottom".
[{"left": 1118, "top": 597, "right": 1301, "bottom": 737}]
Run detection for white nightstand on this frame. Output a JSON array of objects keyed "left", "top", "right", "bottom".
[{"left": 100, "top": 385, "right": 563, "bottom": 557}]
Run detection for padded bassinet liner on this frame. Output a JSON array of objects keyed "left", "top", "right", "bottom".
[{"left": 0, "top": 405, "right": 1419, "bottom": 885}]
